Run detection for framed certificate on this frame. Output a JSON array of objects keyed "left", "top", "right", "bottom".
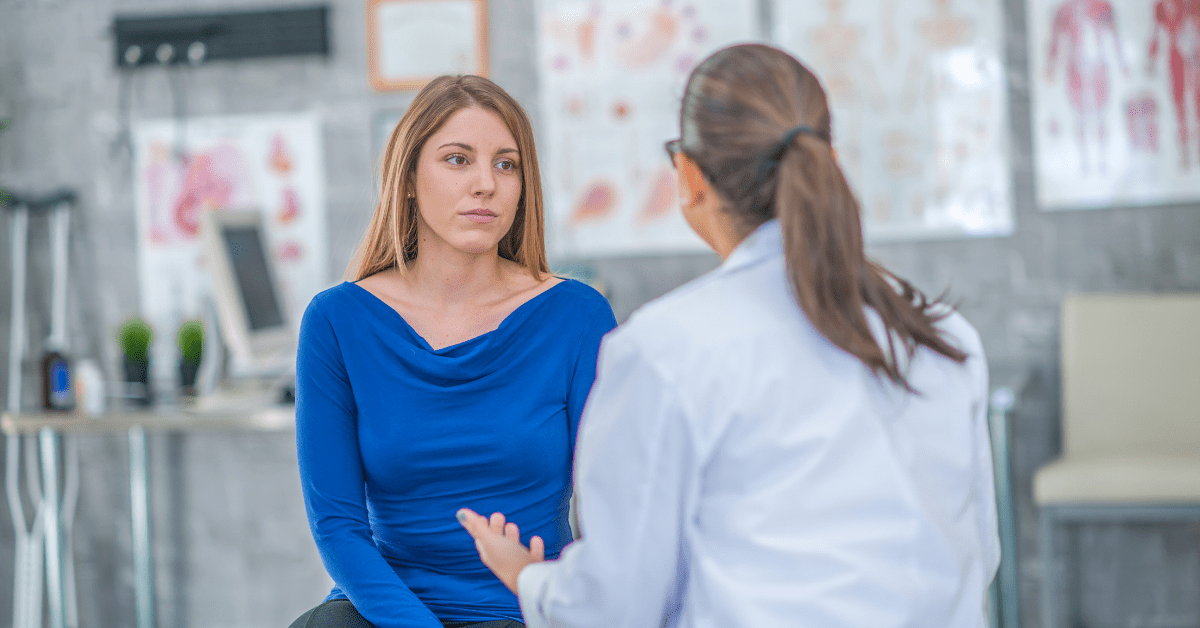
[{"left": 366, "top": 0, "right": 488, "bottom": 91}]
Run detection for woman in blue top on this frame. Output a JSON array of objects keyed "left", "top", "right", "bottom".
[{"left": 289, "top": 75, "right": 616, "bottom": 628}]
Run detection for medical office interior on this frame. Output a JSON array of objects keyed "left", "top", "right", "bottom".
[{"left": 1, "top": 0, "right": 1199, "bottom": 626}]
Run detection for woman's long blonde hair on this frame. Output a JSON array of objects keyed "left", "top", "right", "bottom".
[{"left": 349, "top": 75, "right": 549, "bottom": 281}]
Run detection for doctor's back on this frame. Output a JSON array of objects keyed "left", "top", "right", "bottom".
[
  {"left": 588, "top": 220, "right": 997, "bottom": 627},
  {"left": 549, "top": 43, "right": 1000, "bottom": 628}
]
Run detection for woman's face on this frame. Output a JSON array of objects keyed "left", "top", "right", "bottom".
[{"left": 413, "top": 105, "right": 523, "bottom": 257}]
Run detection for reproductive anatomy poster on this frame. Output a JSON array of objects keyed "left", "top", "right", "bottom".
[
  {"left": 1029, "top": 0, "right": 1200, "bottom": 209},
  {"left": 132, "top": 112, "right": 327, "bottom": 382},
  {"left": 775, "top": 0, "right": 1012, "bottom": 240},
  {"left": 537, "top": 0, "right": 760, "bottom": 257}
]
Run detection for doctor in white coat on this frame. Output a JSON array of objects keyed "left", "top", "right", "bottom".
[{"left": 458, "top": 43, "right": 999, "bottom": 628}]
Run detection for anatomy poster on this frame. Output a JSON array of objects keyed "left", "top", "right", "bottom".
[
  {"left": 132, "top": 112, "right": 327, "bottom": 382},
  {"left": 1030, "top": 0, "right": 1200, "bottom": 209},
  {"left": 537, "top": 0, "right": 760, "bottom": 257},
  {"left": 775, "top": 0, "right": 1012, "bottom": 240}
]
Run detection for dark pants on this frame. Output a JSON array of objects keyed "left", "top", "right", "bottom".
[{"left": 288, "top": 599, "right": 525, "bottom": 628}]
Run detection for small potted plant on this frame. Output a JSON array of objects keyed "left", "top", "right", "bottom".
[
  {"left": 118, "top": 317, "right": 153, "bottom": 406},
  {"left": 177, "top": 320, "right": 204, "bottom": 397}
]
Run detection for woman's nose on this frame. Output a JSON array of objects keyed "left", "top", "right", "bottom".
[{"left": 473, "top": 163, "right": 496, "bottom": 196}]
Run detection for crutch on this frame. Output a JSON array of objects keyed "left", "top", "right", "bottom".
[
  {"left": 6, "top": 190, "right": 81, "bottom": 628},
  {"left": 6, "top": 195, "right": 45, "bottom": 628},
  {"left": 40, "top": 191, "right": 81, "bottom": 628}
]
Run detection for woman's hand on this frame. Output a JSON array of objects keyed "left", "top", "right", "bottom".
[{"left": 456, "top": 508, "right": 545, "bottom": 594}]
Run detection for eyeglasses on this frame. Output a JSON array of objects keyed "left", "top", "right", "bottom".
[
  {"left": 664, "top": 139, "right": 682, "bottom": 165},
  {"left": 665, "top": 138, "right": 719, "bottom": 182}
]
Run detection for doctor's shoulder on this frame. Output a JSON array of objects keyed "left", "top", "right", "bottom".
[{"left": 608, "top": 273, "right": 757, "bottom": 368}]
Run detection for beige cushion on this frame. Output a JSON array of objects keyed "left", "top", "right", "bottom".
[
  {"left": 1060, "top": 294, "right": 1200, "bottom": 458},
  {"left": 1034, "top": 293, "right": 1200, "bottom": 506},
  {"left": 1035, "top": 453, "right": 1200, "bottom": 504}
]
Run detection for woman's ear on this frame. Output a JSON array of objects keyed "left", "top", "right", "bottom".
[
  {"left": 674, "top": 152, "right": 709, "bottom": 209},
  {"left": 671, "top": 151, "right": 741, "bottom": 260}
]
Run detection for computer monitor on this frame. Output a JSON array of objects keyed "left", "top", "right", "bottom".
[{"left": 199, "top": 209, "right": 295, "bottom": 377}]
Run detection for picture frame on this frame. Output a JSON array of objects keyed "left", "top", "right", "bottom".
[{"left": 366, "top": 0, "right": 489, "bottom": 91}]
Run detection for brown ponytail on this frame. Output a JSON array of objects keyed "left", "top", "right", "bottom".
[{"left": 680, "top": 44, "right": 965, "bottom": 390}]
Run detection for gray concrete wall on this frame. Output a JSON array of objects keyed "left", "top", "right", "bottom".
[{"left": 0, "top": 0, "right": 1199, "bottom": 627}]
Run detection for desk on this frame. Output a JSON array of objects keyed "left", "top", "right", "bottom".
[{"left": 2, "top": 402, "right": 294, "bottom": 628}]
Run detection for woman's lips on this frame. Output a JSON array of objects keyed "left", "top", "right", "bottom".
[{"left": 463, "top": 209, "right": 497, "bottom": 224}]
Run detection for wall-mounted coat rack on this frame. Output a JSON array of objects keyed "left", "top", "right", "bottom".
[{"left": 113, "top": 5, "right": 330, "bottom": 68}]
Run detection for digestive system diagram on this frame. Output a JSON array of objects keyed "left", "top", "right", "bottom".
[{"left": 539, "top": 0, "right": 757, "bottom": 255}]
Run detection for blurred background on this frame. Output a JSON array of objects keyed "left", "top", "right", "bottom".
[{"left": 1, "top": 0, "right": 1198, "bottom": 627}]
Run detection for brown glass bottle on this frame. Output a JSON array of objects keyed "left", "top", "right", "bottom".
[{"left": 41, "top": 349, "right": 75, "bottom": 411}]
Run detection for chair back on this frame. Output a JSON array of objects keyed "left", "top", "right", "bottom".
[{"left": 1061, "top": 293, "right": 1200, "bottom": 457}]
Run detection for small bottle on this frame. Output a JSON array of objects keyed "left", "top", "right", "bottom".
[
  {"left": 74, "top": 359, "right": 106, "bottom": 416},
  {"left": 41, "top": 348, "right": 75, "bottom": 411}
]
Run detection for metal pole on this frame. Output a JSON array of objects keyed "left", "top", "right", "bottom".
[
  {"left": 62, "top": 436, "right": 80, "bottom": 628},
  {"left": 1040, "top": 508, "right": 1057, "bottom": 628},
  {"left": 988, "top": 387, "right": 1020, "bottom": 628},
  {"left": 7, "top": 205, "right": 27, "bottom": 413},
  {"left": 39, "top": 428, "right": 65, "bottom": 628},
  {"left": 48, "top": 203, "right": 70, "bottom": 350},
  {"left": 129, "top": 426, "right": 156, "bottom": 628}
]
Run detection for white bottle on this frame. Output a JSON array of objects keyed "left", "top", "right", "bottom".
[{"left": 74, "top": 359, "right": 106, "bottom": 416}]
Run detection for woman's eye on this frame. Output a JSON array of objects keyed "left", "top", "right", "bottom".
[
  {"left": 496, "top": 159, "right": 519, "bottom": 172},
  {"left": 446, "top": 154, "right": 468, "bottom": 166}
]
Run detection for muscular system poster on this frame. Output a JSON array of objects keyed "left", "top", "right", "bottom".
[
  {"left": 774, "top": 0, "right": 1013, "bottom": 240},
  {"left": 1030, "top": 0, "right": 1200, "bottom": 209},
  {"left": 536, "top": 0, "right": 760, "bottom": 257}
]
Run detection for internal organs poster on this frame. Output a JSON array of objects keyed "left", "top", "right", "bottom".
[
  {"left": 537, "top": 0, "right": 760, "bottom": 257},
  {"left": 775, "top": 0, "right": 1012, "bottom": 240},
  {"left": 1030, "top": 0, "right": 1200, "bottom": 209},
  {"left": 132, "top": 112, "right": 327, "bottom": 382}
]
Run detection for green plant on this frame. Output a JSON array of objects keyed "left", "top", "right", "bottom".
[
  {"left": 118, "top": 317, "right": 153, "bottom": 363},
  {"left": 177, "top": 320, "right": 204, "bottom": 363}
]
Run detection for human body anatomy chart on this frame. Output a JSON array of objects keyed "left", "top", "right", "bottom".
[
  {"left": 537, "top": 0, "right": 759, "bottom": 257},
  {"left": 1030, "top": 0, "right": 1200, "bottom": 209},
  {"left": 775, "top": 0, "right": 1012, "bottom": 240},
  {"left": 132, "top": 112, "right": 328, "bottom": 382}
]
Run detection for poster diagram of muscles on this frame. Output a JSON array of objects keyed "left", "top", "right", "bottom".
[
  {"left": 132, "top": 112, "right": 328, "bottom": 382},
  {"left": 1030, "top": 0, "right": 1200, "bottom": 209},
  {"left": 537, "top": 0, "right": 759, "bottom": 257},
  {"left": 775, "top": 0, "right": 1012, "bottom": 240}
]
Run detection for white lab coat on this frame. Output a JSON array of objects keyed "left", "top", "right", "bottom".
[{"left": 518, "top": 221, "right": 999, "bottom": 628}]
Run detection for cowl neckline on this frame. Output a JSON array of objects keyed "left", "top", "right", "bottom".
[{"left": 338, "top": 279, "right": 575, "bottom": 384}]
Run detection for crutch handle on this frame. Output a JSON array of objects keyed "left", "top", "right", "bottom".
[{"left": 22, "top": 189, "right": 77, "bottom": 213}]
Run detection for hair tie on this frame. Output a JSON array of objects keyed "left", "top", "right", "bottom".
[
  {"left": 756, "top": 124, "right": 826, "bottom": 182},
  {"left": 775, "top": 125, "right": 823, "bottom": 158}
]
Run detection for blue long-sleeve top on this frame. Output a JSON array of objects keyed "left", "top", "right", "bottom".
[{"left": 295, "top": 279, "right": 617, "bottom": 626}]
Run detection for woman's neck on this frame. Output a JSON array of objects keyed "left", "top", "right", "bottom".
[{"left": 402, "top": 240, "right": 508, "bottom": 310}]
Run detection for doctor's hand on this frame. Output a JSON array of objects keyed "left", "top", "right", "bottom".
[{"left": 456, "top": 508, "right": 545, "bottom": 594}]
